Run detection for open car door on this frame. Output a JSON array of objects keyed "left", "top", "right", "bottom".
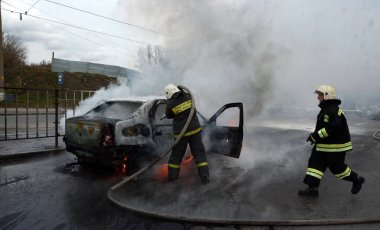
[{"left": 202, "top": 103, "right": 244, "bottom": 158}]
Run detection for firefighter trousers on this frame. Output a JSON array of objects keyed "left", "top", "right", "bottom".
[
  {"left": 303, "top": 147, "right": 359, "bottom": 188},
  {"left": 168, "top": 132, "right": 209, "bottom": 180}
]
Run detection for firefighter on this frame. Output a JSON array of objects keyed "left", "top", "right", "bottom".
[
  {"left": 298, "top": 85, "right": 365, "bottom": 197},
  {"left": 164, "top": 84, "right": 210, "bottom": 183}
]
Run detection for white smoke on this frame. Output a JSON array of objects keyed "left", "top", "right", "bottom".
[
  {"left": 62, "top": 0, "right": 380, "bottom": 173},
  {"left": 69, "top": 0, "right": 380, "bottom": 122},
  {"left": 59, "top": 78, "right": 162, "bottom": 128},
  {"left": 121, "top": 0, "right": 380, "bottom": 112},
  {"left": 126, "top": 0, "right": 282, "bottom": 119},
  {"left": 61, "top": 1, "right": 285, "bottom": 128}
]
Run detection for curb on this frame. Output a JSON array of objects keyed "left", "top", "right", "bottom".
[
  {"left": 373, "top": 131, "right": 380, "bottom": 141},
  {"left": 107, "top": 188, "right": 380, "bottom": 227},
  {"left": 0, "top": 147, "right": 66, "bottom": 162}
]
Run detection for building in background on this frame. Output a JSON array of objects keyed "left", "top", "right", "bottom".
[{"left": 51, "top": 57, "right": 139, "bottom": 79}]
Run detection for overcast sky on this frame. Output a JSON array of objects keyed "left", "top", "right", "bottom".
[
  {"left": 3, "top": 0, "right": 380, "bottom": 115},
  {"left": 3, "top": 0, "right": 163, "bottom": 69}
]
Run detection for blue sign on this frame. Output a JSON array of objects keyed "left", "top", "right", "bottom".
[{"left": 58, "top": 73, "right": 64, "bottom": 85}]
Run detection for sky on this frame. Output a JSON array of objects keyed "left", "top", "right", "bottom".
[
  {"left": 3, "top": 0, "right": 380, "bottom": 117},
  {"left": 3, "top": 0, "right": 162, "bottom": 69}
]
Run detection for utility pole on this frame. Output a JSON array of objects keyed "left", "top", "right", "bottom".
[{"left": 0, "top": 0, "right": 5, "bottom": 101}]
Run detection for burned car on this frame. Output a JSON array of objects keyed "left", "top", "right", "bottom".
[{"left": 63, "top": 98, "right": 244, "bottom": 169}]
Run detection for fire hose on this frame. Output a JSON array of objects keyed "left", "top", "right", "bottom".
[
  {"left": 373, "top": 130, "right": 380, "bottom": 141},
  {"left": 108, "top": 85, "right": 195, "bottom": 192}
]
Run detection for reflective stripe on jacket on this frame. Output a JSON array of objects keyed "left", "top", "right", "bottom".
[
  {"left": 313, "top": 99, "right": 352, "bottom": 152},
  {"left": 165, "top": 90, "right": 201, "bottom": 136}
]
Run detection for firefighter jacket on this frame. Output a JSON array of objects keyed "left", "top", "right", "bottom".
[
  {"left": 165, "top": 90, "right": 202, "bottom": 138},
  {"left": 310, "top": 99, "right": 352, "bottom": 152}
]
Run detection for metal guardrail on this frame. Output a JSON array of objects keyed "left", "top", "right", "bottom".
[{"left": 0, "top": 87, "right": 95, "bottom": 147}]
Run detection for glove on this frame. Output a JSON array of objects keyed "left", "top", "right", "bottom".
[{"left": 306, "top": 134, "right": 316, "bottom": 145}]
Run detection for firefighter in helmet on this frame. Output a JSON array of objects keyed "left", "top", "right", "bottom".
[
  {"left": 299, "top": 84, "right": 365, "bottom": 197},
  {"left": 164, "top": 84, "right": 210, "bottom": 183}
]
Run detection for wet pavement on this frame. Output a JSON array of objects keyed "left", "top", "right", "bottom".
[
  {"left": 109, "top": 122, "right": 380, "bottom": 227},
  {"left": 0, "top": 150, "right": 188, "bottom": 230},
  {"left": 1, "top": 118, "right": 380, "bottom": 229}
]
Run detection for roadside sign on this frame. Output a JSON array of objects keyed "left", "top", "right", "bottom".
[{"left": 58, "top": 73, "right": 64, "bottom": 85}]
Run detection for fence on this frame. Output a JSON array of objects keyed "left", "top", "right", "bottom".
[
  {"left": 60, "top": 89, "right": 96, "bottom": 118},
  {"left": 0, "top": 87, "right": 95, "bottom": 147}
]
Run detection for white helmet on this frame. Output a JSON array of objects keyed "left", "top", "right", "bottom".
[
  {"left": 164, "top": 84, "right": 180, "bottom": 99},
  {"left": 315, "top": 84, "right": 337, "bottom": 100}
]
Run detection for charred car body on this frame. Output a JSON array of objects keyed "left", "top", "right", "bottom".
[{"left": 63, "top": 98, "right": 244, "bottom": 169}]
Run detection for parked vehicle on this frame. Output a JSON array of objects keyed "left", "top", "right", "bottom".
[{"left": 63, "top": 98, "right": 244, "bottom": 170}]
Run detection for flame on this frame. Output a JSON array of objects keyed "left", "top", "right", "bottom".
[
  {"left": 121, "top": 155, "right": 128, "bottom": 174},
  {"left": 114, "top": 163, "right": 126, "bottom": 174},
  {"left": 113, "top": 155, "right": 128, "bottom": 176},
  {"left": 183, "top": 154, "right": 193, "bottom": 164},
  {"left": 154, "top": 163, "right": 169, "bottom": 180},
  {"left": 153, "top": 154, "right": 193, "bottom": 180}
]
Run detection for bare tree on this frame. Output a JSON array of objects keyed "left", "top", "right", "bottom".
[
  {"left": 137, "top": 45, "right": 166, "bottom": 66},
  {"left": 2, "top": 32, "right": 27, "bottom": 69}
]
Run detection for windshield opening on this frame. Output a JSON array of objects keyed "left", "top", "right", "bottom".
[{"left": 85, "top": 101, "right": 143, "bottom": 120}]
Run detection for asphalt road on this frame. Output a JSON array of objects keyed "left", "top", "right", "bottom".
[{"left": 0, "top": 152, "right": 188, "bottom": 230}]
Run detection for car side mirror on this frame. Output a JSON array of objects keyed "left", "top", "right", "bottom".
[{"left": 155, "top": 130, "right": 163, "bottom": 136}]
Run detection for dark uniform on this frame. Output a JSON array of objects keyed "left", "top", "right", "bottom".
[
  {"left": 165, "top": 89, "right": 209, "bottom": 182},
  {"left": 301, "top": 99, "right": 364, "bottom": 195}
]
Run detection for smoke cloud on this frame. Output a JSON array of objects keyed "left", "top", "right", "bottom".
[
  {"left": 120, "top": 0, "right": 380, "bottom": 116},
  {"left": 70, "top": 0, "right": 380, "bottom": 122},
  {"left": 123, "top": 1, "right": 282, "bottom": 119},
  {"left": 63, "top": 0, "right": 380, "bottom": 172},
  {"left": 62, "top": 1, "right": 283, "bottom": 125}
]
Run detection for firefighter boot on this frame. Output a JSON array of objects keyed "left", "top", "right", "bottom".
[
  {"left": 168, "top": 167, "right": 180, "bottom": 182},
  {"left": 198, "top": 165, "right": 210, "bottom": 183},
  {"left": 351, "top": 176, "right": 365, "bottom": 194},
  {"left": 298, "top": 187, "right": 319, "bottom": 197},
  {"left": 201, "top": 176, "right": 210, "bottom": 183}
]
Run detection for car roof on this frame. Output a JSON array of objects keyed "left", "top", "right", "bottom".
[
  {"left": 98, "top": 96, "right": 165, "bottom": 104},
  {"left": 82, "top": 96, "right": 162, "bottom": 115}
]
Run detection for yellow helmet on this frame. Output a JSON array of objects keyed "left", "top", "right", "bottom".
[
  {"left": 315, "top": 85, "right": 337, "bottom": 100},
  {"left": 164, "top": 84, "right": 180, "bottom": 99}
]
